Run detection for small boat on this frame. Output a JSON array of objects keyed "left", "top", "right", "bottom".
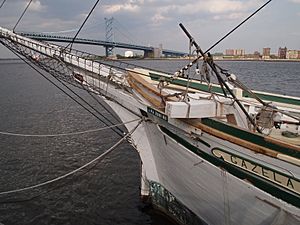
[{"left": 0, "top": 24, "right": 299, "bottom": 225}]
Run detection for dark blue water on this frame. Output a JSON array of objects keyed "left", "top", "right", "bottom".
[
  {"left": 0, "top": 61, "right": 174, "bottom": 225},
  {"left": 0, "top": 59, "right": 299, "bottom": 225}
]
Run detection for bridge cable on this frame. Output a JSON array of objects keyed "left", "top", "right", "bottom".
[
  {"left": 114, "top": 18, "right": 140, "bottom": 45},
  {"left": 39, "top": 21, "right": 106, "bottom": 35},
  {"left": 0, "top": 0, "right": 7, "bottom": 9},
  {"left": 0, "top": 120, "right": 142, "bottom": 203},
  {"left": 3, "top": 43, "right": 125, "bottom": 137},
  {"left": 114, "top": 18, "right": 146, "bottom": 46},
  {"left": 13, "top": 0, "right": 33, "bottom": 32},
  {"left": 64, "top": 0, "right": 101, "bottom": 51}
]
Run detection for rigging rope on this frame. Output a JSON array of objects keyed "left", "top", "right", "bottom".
[
  {"left": 46, "top": 72, "right": 125, "bottom": 136},
  {"left": 176, "top": 0, "right": 273, "bottom": 76},
  {"left": 65, "top": 0, "right": 101, "bottom": 50},
  {"left": 13, "top": 0, "right": 33, "bottom": 32},
  {"left": 205, "top": 0, "right": 273, "bottom": 56},
  {"left": 179, "top": 23, "right": 262, "bottom": 133},
  {"left": 26, "top": 0, "right": 126, "bottom": 135},
  {"left": 32, "top": 57, "right": 124, "bottom": 134},
  {"left": 0, "top": 119, "right": 139, "bottom": 137},
  {"left": 0, "top": 0, "right": 7, "bottom": 9},
  {"left": 3, "top": 43, "right": 126, "bottom": 137},
  {"left": 0, "top": 119, "right": 142, "bottom": 196},
  {"left": 82, "top": 84, "right": 122, "bottom": 124}
]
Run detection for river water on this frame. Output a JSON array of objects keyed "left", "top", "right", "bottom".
[{"left": 0, "top": 59, "right": 299, "bottom": 225}]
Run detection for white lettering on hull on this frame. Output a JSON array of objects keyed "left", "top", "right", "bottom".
[{"left": 212, "top": 149, "right": 300, "bottom": 195}]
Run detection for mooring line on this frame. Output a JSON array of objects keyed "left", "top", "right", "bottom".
[
  {"left": 0, "top": 119, "right": 139, "bottom": 137},
  {"left": 0, "top": 119, "right": 142, "bottom": 196}
]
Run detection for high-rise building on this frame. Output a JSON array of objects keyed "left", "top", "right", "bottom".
[
  {"left": 234, "top": 49, "right": 245, "bottom": 56},
  {"left": 225, "top": 49, "right": 244, "bottom": 56},
  {"left": 263, "top": 48, "right": 270, "bottom": 56},
  {"left": 287, "top": 50, "right": 299, "bottom": 59},
  {"left": 278, "top": 47, "right": 287, "bottom": 59},
  {"left": 225, "top": 49, "right": 234, "bottom": 56}
]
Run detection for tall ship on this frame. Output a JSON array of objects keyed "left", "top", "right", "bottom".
[{"left": 1, "top": 19, "right": 300, "bottom": 225}]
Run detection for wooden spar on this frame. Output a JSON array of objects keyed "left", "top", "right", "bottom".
[
  {"left": 266, "top": 133, "right": 300, "bottom": 150},
  {"left": 127, "top": 70, "right": 178, "bottom": 109},
  {"left": 179, "top": 23, "right": 261, "bottom": 133},
  {"left": 185, "top": 119, "right": 278, "bottom": 157}
]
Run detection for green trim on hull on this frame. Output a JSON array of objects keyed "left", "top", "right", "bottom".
[
  {"left": 149, "top": 73, "right": 225, "bottom": 94},
  {"left": 243, "top": 91, "right": 300, "bottom": 106},
  {"left": 159, "top": 126, "right": 300, "bottom": 208},
  {"left": 201, "top": 118, "right": 300, "bottom": 159},
  {"left": 149, "top": 72, "right": 300, "bottom": 106}
]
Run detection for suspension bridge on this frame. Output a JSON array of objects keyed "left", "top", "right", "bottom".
[{"left": 17, "top": 32, "right": 187, "bottom": 58}]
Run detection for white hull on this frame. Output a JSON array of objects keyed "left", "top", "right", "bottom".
[
  {"left": 107, "top": 95, "right": 300, "bottom": 224},
  {"left": 143, "top": 121, "right": 300, "bottom": 225}
]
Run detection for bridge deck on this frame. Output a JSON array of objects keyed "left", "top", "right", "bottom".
[{"left": 18, "top": 32, "right": 187, "bottom": 57}]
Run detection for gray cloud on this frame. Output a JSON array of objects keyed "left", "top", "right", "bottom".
[{"left": 0, "top": 0, "right": 299, "bottom": 55}]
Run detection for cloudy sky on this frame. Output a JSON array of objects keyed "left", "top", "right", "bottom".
[{"left": 0, "top": 0, "right": 299, "bottom": 57}]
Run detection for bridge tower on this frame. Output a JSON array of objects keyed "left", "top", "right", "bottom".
[{"left": 105, "top": 17, "right": 114, "bottom": 57}]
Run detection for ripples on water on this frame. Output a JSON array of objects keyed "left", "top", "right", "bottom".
[
  {"left": 0, "top": 60, "right": 299, "bottom": 225},
  {"left": 0, "top": 61, "right": 174, "bottom": 225}
]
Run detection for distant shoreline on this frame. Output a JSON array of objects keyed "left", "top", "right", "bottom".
[
  {"left": 1, "top": 57, "right": 300, "bottom": 63},
  {"left": 135, "top": 57, "right": 300, "bottom": 62},
  {"left": 214, "top": 58, "right": 300, "bottom": 62}
]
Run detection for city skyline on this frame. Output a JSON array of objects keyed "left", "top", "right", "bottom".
[
  {"left": 224, "top": 46, "right": 300, "bottom": 55},
  {"left": 222, "top": 46, "right": 300, "bottom": 60},
  {"left": 0, "top": 0, "right": 300, "bottom": 57}
]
